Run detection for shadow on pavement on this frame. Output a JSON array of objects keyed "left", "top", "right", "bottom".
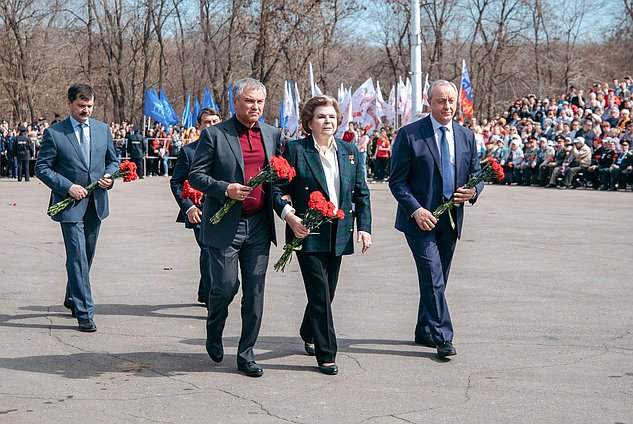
[{"left": 0, "top": 335, "right": 445, "bottom": 379}]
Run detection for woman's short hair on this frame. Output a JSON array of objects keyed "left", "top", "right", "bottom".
[{"left": 300, "top": 95, "right": 342, "bottom": 134}]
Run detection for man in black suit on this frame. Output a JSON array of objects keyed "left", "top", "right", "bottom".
[
  {"left": 13, "top": 125, "right": 34, "bottom": 182},
  {"left": 389, "top": 80, "right": 484, "bottom": 359},
  {"left": 127, "top": 124, "right": 147, "bottom": 179},
  {"left": 189, "top": 78, "right": 282, "bottom": 377},
  {"left": 170, "top": 108, "right": 221, "bottom": 306},
  {"left": 35, "top": 83, "right": 119, "bottom": 332}
]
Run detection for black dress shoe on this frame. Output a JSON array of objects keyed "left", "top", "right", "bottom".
[
  {"left": 437, "top": 341, "right": 456, "bottom": 358},
  {"left": 414, "top": 334, "right": 435, "bottom": 348},
  {"left": 318, "top": 363, "right": 338, "bottom": 375},
  {"left": 304, "top": 342, "right": 316, "bottom": 356},
  {"left": 238, "top": 361, "right": 263, "bottom": 377},
  {"left": 78, "top": 319, "right": 97, "bottom": 332},
  {"left": 63, "top": 300, "right": 76, "bottom": 318},
  {"left": 205, "top": 340, "right": 224, "bottom": 363}
]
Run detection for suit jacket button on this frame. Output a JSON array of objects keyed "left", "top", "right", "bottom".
[
  {"left": 349, "top": 229, "right": 353, "bottom": 232},
  {"left": 304, "top": 186, "right": 309, "bottom": 190},
  {"left": 349, "top": 210, "right": 352, "bottom": 214}
]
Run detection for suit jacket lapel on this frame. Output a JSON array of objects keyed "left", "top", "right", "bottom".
[
  {"left": 336, "top": 140, "right": 352, "bottom": 198},
  {"left": 88, "top": 118, "right": 98, "bottom": 169},
  {"left": 259, "top": 123, "right": 274, "bottom": 162},
  {"left": 221, "top": 119, "right": 244, "bottom": 178},
  {"left": 419, "top": 116, "right": 441, "bottom": 174},
  {"left": 64, "top": 118, "right": 88, "bottom": 170},
  {"left": 303, "top": 138, "right": 330, "bottom": 196},
  {"left": 454, "top": 125, "right": 464, "bottom": 184}
]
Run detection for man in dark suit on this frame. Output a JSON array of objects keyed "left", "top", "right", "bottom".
[
  {"left": 35, "top": 83, "right": 119, "bottom": 332},
  {"left": 389, "top": 80, "right": 484, "bottom": 359},
  {"left": 127, "top": 124, "right": 147, "bottom": 179},
  {"left": 189, "top": 78, "right": 282, "bottom": 377},
  {"left": 170, "top": 108, "right": 221, "bottom": 306},
  {"left": 13, "top": 125, "right": 34, "bottom": 182}
]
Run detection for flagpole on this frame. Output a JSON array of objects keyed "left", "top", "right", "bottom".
[{"left": 410, "top": 0, "right": 422, "bottom": 118}]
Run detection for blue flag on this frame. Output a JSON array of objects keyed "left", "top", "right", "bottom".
[
  {"left": 193, "top": 98, "right": 201, "bottom": 125},
  {"left": 228, "top": 84, "right": 236, "bottom": 117},
  {"left": 144, "top": 88, "right": 169, "bottom": 125},
  {"left": 181, "top": 94, "right": 192, "bottom": 129},
  {"left": 202, "top": 88, "right": 212, "bottom": 109},
  {"left": 159, "top": 88, "right": 179, "bottom": 126},
  {"left": 279, "top": 100, "right": 285, "bottom": 130},
  {"left": 203, "top": 87, "right": 221, "bottom": 113}
]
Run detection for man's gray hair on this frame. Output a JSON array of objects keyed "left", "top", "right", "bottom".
[
  {"left": 428, "top": 80, "right": 458, "bottom": 101},
  {"left": 233, "top": 78, "right": 267, "bottom": 99}
]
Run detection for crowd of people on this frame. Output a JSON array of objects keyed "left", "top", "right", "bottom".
[
  {"left": 471, "top": 77, "right": 633, "bottom": 191},
  {"left": 3, "top": 76, "right": 633, "bottom": 191},
  {"left": 0, "top": 117, "right": 204, "bottom": 180}
]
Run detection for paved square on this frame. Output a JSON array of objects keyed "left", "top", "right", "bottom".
[{"left": 1, "top": 178, "right": 631, "bottom": 423}]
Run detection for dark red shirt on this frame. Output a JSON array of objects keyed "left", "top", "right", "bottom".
[{"left": 235, "top": 117, "right": 267, "bottom": 216}]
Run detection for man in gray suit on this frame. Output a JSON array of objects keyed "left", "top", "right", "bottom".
[
  {"left": 189, "top": 78, "right": 282, "bottom": 377},
  {"left": 36, "top": 83, "right": 119, "bottom": 333}
]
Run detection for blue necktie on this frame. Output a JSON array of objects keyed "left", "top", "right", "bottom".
[
  {"left": 439, "top": 126, "right": 454, "bottom": 199},
  {"left": 79, "top": 123, "right": 90, "bottom": 165}
]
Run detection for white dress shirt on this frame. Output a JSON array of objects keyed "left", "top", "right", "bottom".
[
  {"left": 429, "top": 114, "right": 455, "bottom": 170},
  {"left": 281, "top": 136, "right": 340, "bottom": 220},
  {"left": 411, "top": 116, "right": 456, "bottom": 218}
]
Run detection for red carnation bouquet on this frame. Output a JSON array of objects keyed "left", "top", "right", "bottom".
[
  {"left": 210, "top": 155, "right": 296, "bottom": 224},
  {"left": 47, "top": 160, "right": 139, "bottom": 216},
  {"left": 181, "top": 180, "right": 204, "bottom": 205},
  {"left": 433, "top": 157, "right": 504, "bottom": 229},
  {"left": 273, "top": 191, "right": 345, "bottom": 272}
]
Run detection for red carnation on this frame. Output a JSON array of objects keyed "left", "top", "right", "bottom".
[
  {"left": 210, "top": 154, "right": 296, "bottom": 224},
  {"left": 182, "top": 180, "right": 204, "bottom": 205},
  {"left": 274, "top": 190, "right": 345, "bottom": 272},
  {"left": 270, "top": 155, "right": 296, "bottom": 181},
  {"left": 47, "top": 159, "right": 139, "bottom": 216}
]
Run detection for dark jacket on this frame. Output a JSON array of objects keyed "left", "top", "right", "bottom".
[{"left": 272, "top": 137, "right": 372, "bottom": 256}]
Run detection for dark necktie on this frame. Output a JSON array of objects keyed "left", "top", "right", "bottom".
[
  {"left": 79, "top": 123, "right": 90, "bottom": 165},
  {"left": 439, "top": 126, "right": 454, "bottom": 199}
]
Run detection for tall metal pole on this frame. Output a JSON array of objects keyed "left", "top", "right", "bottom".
[{"left": 410, "top": 0, "right": 422, "bottom": 118}]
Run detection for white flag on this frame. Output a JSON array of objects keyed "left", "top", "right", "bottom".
[
  {"left": 294, "top": 81, "right": 302, "bottom": 134},
  {"left": 286, "top": 81, "right": 299, "bottom": 136},
  {"left": 309, "top": 62, "right": 323, "bottom": 98},
  {"left": 397, "top": 76, "right": 407, "bottom": 115},
  {"left": 351, "top": 78, "right": 375, "bottom": 121},
  {"left": 403, "top": 78, "right": 413, "bottom": 124},
  {"left": 336, "top": 88, "right": 353, "bottom": 138},
  {"left": 375, "top": 80, "right": 388, "bottom": 119},
  {"left": 422, "top": 73, "right": 430, "bottom": 107},
  {"left": 387, "top": 84, "right": 396, "bottom": 125}
]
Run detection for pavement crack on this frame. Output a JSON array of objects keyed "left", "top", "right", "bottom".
[
  {"left": 339, "top": 352, "right": 366, "bottom": 372},
  {"left": 359, "top": 413, "right": 416, "bottom": 423},
  {"left": 125, "top": 413, "right": 173, "bottom": 423},
  {"left": 44, "top": 306, "right": 89, "bottom": 352},
  {"left": 464, "top": 371, "right": 474, "bottom": 405},
  {"left": 217, "top": 388, "right": 300, "bottom": 423}
]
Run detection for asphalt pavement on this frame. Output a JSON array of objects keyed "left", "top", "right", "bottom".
[{"left": 0, "top": 177, "right": 631, "bottom": 423}]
